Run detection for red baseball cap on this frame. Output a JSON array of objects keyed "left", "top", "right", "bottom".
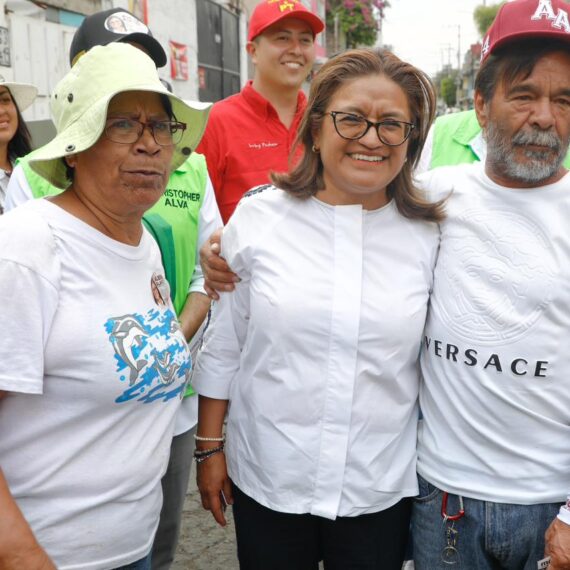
[
  {"left": 481, "top": 0, "right": 570, "bottom": 61},
  {"left": 248, "top": 0, "right": 324, "bottom": 41}
]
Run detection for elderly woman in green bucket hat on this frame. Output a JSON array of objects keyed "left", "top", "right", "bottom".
[{"left": 0, "top": 43, "right": 210, "bottom": 570}]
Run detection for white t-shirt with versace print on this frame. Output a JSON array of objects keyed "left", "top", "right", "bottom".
[{"left": 417, "top": 163, "right": 570, "bottom": 505}]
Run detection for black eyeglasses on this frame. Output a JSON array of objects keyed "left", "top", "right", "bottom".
[
  {"left": 104, "top": 118, "right": 187, "bottom": 146},
  {"left": 328, "top": 111, "right": 415, "bottom": 147}
]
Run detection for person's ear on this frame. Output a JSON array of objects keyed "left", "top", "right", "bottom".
[
  {"left": 474, "top": 90, "right": 488, "bottom": 131},
  {"left": 246, "top": 40, "right": 257, "bottom": 64},
  {"left": 64, "top": 154, "right": 78, "bottom": 168},
  {"left": 311, "top": 122, "right": 321, "bottom": 153}
]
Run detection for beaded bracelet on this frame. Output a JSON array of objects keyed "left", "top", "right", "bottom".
[
  {"left": 194, "top": 434, "right": 225, "bottom": 442},
  {"left": 194, "top": 444, "right": 224, "bottom": 457},
  {"left": 194, "top": 446, "right": 225, "bottom": 464}
]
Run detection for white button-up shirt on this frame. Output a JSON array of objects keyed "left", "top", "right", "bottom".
[{"left": 192, "top": 187, "right": 439, "bottom": 519}]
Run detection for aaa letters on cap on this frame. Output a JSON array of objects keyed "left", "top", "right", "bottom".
[{"left": 481, "top": 0, "right": 570, "bottom": 61}]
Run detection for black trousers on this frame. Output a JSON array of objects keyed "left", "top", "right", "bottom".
[{"left": 231, "top": 484, "right": 411, "bottom": 570}]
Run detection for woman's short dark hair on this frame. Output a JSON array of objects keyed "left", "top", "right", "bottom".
[
  {"left": 272, "top": 48, "right": 445, "bottom": 222},
  {"left": 7, "top": 90, "right": 33, "bottom": 165},
  {"left": 476, "top": 39, "right": 570, "bottom": 104}
]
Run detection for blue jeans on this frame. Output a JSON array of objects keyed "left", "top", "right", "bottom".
[
  {"left": 112, "top": 551, "right": 152, "bottom": 570},
  {"left": 412, "top": 474, "right": 560, "bottom": 569}
]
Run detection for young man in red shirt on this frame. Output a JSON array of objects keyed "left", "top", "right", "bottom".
[{"left": 196, "top": 0, "right": 324, "bottom": 223}]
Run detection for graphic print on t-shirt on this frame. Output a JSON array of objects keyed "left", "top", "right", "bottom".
[
  {"left": 435, "top": 208, "right": 557, "bottom": 344},
  {"left": 105, "top": 307, "right": 191, "bottom": 404}
]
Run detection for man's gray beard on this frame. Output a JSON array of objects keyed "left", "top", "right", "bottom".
[{"left": 486, "top": 122, "right": 567, "bottom": 185}]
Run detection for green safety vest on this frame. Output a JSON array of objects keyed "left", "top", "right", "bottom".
[{"left": 429, "top": 109, "right": 570, "bottom": 169}]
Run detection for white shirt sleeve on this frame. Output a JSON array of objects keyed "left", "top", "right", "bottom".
[
  {"left": 191, "top": 284, "right": 249, "bottom": 399},
  {"left": 188, "top": 174, "right": 223, "bottom": 295},
  {"left": 0, "top": 209, "right": 60, "bottom": 394},
  {"left": 558, "top": 498, "right": 570, "bottom": 525},
  {"left": 5, "top": 164, "right": 34, "bottom": 211},
  {"left": 415, "top": 124, "right": 435, "bottom": 175},
  {"left": 191, "top": 200, "right": 253, "bottom": 399}
]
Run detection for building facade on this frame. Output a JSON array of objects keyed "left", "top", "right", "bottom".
[{"left": 4, "top": 0, "right": 324, "bottom": 145}]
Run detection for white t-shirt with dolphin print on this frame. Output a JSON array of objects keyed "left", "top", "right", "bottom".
[{"left": 0, "top": 199, "right": 191, "bottom": 570}]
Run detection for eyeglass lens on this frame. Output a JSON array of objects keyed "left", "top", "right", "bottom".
[
  {"left": 332, "top": 113, "right": 411, "bottom": 146},
  {"left": 105, "top": 119, "right": 184, "bottom": 146}
]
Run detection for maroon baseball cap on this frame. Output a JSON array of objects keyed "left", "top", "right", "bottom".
[
  {"left": 248, "top": 0, "right": 324, "bottom": 41},
  {"left": 481, "top": 0, "right": 570, "bottom": 61}
]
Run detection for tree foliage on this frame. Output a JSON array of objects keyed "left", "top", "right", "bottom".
[
  {"left": 326, "top": 0, "right": 390, "bottom": 48},
  {"left": 440, "top": 76, "right": 457, "bottom": 107},
  {"left": 473, "top": 3, "right": 504, "bottom": 37}
]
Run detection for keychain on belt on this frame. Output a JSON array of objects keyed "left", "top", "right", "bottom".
[{"left": 441, "top": 491, "right": 465, "bottom": 565}]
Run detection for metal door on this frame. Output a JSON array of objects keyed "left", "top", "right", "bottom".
[{"left": 196, "top": 0, "right": 240, "bottom": 102}]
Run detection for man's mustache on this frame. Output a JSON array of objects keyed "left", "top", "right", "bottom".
[{"left": 512, "top": 128, "right": 561, "bottom": 152}]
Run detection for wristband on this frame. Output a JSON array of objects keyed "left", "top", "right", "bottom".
[
  {"left": 558, "top": 498, "right": 570, "bottom": 526},
  {"left": 194, "top": 446, "right": 225, "bottom": 464}
]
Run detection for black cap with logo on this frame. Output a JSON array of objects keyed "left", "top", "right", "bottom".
[{"left": 69, "top": 8, "right": 167, "bottom": 68}]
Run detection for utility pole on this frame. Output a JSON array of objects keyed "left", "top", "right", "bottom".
[
  {"left": 455, "top": 24, "right": 462, "bottom": 108},
  {"left": 334, "top": 12, "right": 339, "bottom": 53},
  {"left": 441, "top": 44, "right": 453, "bottom": 68},
  {"left": 456, "top": 25, "right": 461, "bottom": 73}
]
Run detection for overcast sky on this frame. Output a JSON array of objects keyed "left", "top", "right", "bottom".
[{"left": 381, "top": 0, "right": 485, "bottom": 77}]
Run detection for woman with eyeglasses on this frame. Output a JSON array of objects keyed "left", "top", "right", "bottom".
[
  {"left": 192, "top": 48, "right": 445, "bottom": 569},
  {"left": 0, "top": 44, "right": 211, "bottom": 570},
  {"left": 0, "top": 78, "right": 36, "bottom": 214}
]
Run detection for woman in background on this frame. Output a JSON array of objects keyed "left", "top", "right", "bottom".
[{"left": 0, "top": 77, "right": 36, "bottom": 213}]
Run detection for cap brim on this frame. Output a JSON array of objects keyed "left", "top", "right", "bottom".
[
  {"left": 486, "top": 29, "right": 570, "bottom": 60},
  {"left": 289, "top": 12, "right": 325, "bottom": 36},
  {"left": 2, "top": 83, "right": 38, "bottom": 112},
  {"left": 249, "top": 10, "right": 325, "bottom": 41},
  {"left": 28, "top": 86, "right": 211, "bottom": 189},
  {"left": 118, "top": 33, "right": 167, "bottom": 68}
]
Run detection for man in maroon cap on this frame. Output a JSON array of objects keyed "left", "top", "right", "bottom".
[
  {"left": 412, "top": 1, "right": 570, "bottom": 568},
  {"left": 196, "top": 0, "right": 324, "bottom": 223}
]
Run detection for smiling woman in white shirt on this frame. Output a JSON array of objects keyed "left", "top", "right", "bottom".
[{"left": 192, "top": 48, "right": 444, "bottom": 570}]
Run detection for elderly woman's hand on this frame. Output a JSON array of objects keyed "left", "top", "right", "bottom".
[
  {"left": 196, "top": 451, "right": 233, "bottom": 527},
  {"left": 0, "top": 542, "right": 56, "bottom": 570},
  {"left": 0, "top": 469, "right": 56, "bottom": 570},
  {"left": 200, "top": 228, "right": 239, "bottom": 301}
]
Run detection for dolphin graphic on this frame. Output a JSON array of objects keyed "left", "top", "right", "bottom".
[
  {"left": 152, "top": 349, "right": 180, "bottom": 386},
  {"left": 109, "top": 315, "right": 149, "bottom": 385}
]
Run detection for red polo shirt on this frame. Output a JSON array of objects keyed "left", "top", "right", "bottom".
[{"left": 196, "top": 81, "right": 306, "bottom": 223}]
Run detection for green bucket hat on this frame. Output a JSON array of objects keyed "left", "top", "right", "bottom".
[{"left": 28, "top": 42, "right": 212, "bottom": 189}]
